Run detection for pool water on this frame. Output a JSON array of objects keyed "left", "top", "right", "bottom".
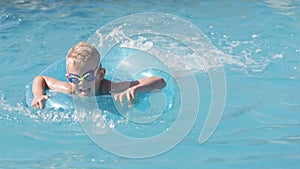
[{"left": 1, "top": 0, "right": 300, "bottom": 168}]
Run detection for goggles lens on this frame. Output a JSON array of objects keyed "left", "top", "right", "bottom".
[{"left": 67, "top": 70, "right": 95, "bottom": 84}]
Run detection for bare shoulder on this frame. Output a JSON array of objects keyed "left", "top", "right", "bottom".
[{"left": 100, "top": 79, "right": 112, "bottom": 94}]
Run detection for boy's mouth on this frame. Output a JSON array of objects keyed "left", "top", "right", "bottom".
[{"left": 78, "top": 88, "right": 91, "bottom": 96}]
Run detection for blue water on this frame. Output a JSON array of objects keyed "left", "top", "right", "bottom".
[{"left": 1, "top": 0, "right": 300, "bottom": 168}]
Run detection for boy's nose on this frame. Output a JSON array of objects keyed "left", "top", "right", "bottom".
[
  {"left": 77, "top": 80, "right": 94, "bottom": 87},
  {"left": 77, "top": 80, "right": 88, "bottom": 86}
]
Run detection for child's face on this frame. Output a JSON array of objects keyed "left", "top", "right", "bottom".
[{"left": 66, "top": 60, "right": 101, "bottom": 97}]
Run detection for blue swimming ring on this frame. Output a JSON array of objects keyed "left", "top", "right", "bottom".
[{"left": 25, "top": 48, "right": 175, "bottom": 111}]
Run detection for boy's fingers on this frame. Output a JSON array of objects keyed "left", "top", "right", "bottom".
[
  {"left": 31, "top": 100, "right": 36, "bottom": 107},
  {"left": 113, "top": 93, "right": 124, "bottom": 105},
  {"left": 31, "top": 95, "right": 48, "bottom": 109},
  {"left": 39, "top": 101, "right": 44, "bottom": 109},
  {"left": 40, "top": 96, "right": 49, "bottom": 108},
  {"left": 32, "top": 102, "right": 37, "bottom": 108},
  {"left": 126, "top": 92, "right": 132, "bottom": 107},
  {"left": 113, "top": 94, "right": 118, "bottom": 101},
  {"left": 119, "top": 94, "right": 124, "bottom": 105},
  {"left": 130, "top": 91, "right": 136, "bottom": 104}
]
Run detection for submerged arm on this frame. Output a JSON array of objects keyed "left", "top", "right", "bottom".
[
  {"left": 112, "top": 76, "right": 166, "bottom": 106},
  {"left": 131, "top": 76, "right": 166, "bottom": 93}
]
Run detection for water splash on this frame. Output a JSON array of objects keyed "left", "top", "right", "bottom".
[
  {"left": 0, "top": 92, "right": 116, "bottom": 128},
  {"left": 91, "top": 17, "right": 282, "bottom": 77}
]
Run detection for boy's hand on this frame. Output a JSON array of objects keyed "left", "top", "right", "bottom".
[
  {"left": 31, "top": 94, "right": 50, "bottom": 109},
  {"left": 113, "top": 87, "right": 137, "bottom": 107}
]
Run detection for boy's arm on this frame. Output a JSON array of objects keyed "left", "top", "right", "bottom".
[
  {"left": 31, "top": 76, "right": 71, "bottom": 108},
  {"left": 111, "top": 76, "right": 166, "bottom": 93},
  {"left": 130, "top": 76, "right": 166, "bottom": 93},
  {"left": 111, "top": 76, "right": 166, "bottom": 106}
]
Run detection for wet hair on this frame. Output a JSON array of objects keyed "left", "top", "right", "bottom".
[{"left": 66, "top": 42, "right": 100, "bottom": 70}]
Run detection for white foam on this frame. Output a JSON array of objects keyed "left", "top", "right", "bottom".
[
  {"left": 91, "top": 20, "right": 274, "bottom": 76},
  {"left": 273, "top": 53, "right": 284, "bottom": 59},
  {"left": 0, "top": 93, "right": 119, "bottom": 128}
]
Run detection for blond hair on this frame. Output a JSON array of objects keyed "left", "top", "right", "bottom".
[{"left": 66, "top": 42, "right": 100, "bottom": 69}]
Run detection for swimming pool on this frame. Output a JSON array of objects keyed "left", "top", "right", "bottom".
[{"left": 1, "top": 0, "right": 300, "bottom": 168}]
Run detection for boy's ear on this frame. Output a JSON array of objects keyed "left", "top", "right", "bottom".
[
  {"left": 101, "top": 68, "right": 106, "bottom": 76},
  {"left": 97, "top": 68, "right": 106, "bottom": 80}
]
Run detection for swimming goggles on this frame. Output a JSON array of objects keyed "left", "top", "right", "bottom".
[{"left": 67, "top": 70, "right": 95, "bottom": 84}]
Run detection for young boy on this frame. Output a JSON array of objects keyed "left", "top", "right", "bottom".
[{"left": 31, "top": 42, "right": 166, "bottom": 109}]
